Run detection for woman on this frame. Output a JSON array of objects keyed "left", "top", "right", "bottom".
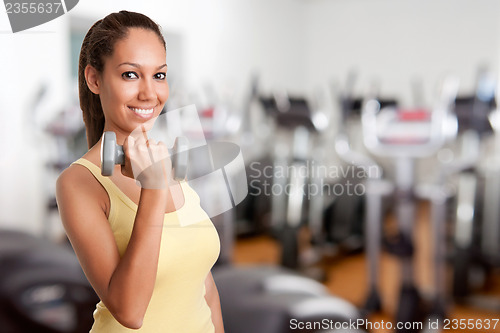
[{"left": 56, "top": 10, "right": 224, "bottom": 332}]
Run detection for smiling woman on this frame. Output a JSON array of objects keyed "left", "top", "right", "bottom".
[
  {"left": 84, "top": 28, "right": 169, "bottom": 135},
  {"left": 77, "top": 11, "right": 168, "bottom": 147},
  {"left": 55, "top": 10, "right": 224, "bottom": 333}
]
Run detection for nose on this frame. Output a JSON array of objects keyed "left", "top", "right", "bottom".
[{"left": 138, "top": 78, "right": 156, "bottom": 101}]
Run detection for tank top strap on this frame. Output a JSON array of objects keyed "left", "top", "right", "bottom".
[
  {"left": 72, "top": 158, "right": 193, "bottom": 219},
  {"left": 72, "top": 158, "right": 122, "bottom": 200}
]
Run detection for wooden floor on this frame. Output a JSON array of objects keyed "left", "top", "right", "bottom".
[{"left": 231, "top": 202, "right": 500, "bottom": 333}]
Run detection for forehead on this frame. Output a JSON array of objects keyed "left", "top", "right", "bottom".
[{"left": 108, "top": 28, "right": 166, "bottom": 66}]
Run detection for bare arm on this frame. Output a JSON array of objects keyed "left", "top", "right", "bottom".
[
  {"left": 57, "top": 138, "right": 170, "bottom": 329},
  {"left": 57, "top": 168, "right": 168, "bottom": 329},
  {"left": 205, "top": 271, "right": 225, "bottom": 333}
]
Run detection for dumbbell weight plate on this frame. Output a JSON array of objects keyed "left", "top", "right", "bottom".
[{"left": 101, "top": 132, "right": 124, "bottom": 176}]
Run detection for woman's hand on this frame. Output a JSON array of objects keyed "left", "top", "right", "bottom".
[{"left": 121, "top": 129, "right": 172, "bottom": 189}]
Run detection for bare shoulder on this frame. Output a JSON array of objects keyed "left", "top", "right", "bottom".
[
  {"left": 57, "top": 163, "right": 97, "bottom": 201},
  {"left": 57, "top": 143, "right": 101, "bottom": 191},
  {"left": 56, "top": 162, "right": 109, "bottom": 220},
  {"left": 57, "top": 163, "right": 90, "bottom": 188}
]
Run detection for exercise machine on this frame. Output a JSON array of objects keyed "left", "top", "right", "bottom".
[
  {"left": 326, "top": 73, "right": 398, "bottom": 261},
  {"left": 258, "top": 89, "right": 354, "bottom": 278},
  {"left": 213, "top": 265, "right": 366, "bottom": 333},
  {"left": 0, "top": 229, "right": 98, "bottom": 333},
  {"left": 359, "top": 77, "right": 459, "bottom": 331},
  {"left": 450, "top": 68, "right": 499, "bottom": 302}
]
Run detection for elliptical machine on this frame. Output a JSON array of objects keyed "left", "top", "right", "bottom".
[
  {"left": 450, "top": 67, "right": 499, "bottom": 302},
  {"left": 358, "top": 77, "right": 459, "bottom": 331},
  {"left": 258, "top": 91, "right": 321, "bottom": 271},
  {"left": 333, "top": 74, "right": 399, "bottom": 314}
]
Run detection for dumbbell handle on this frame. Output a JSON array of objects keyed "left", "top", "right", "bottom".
[{"left": 101, "top": 131, "right": 189, "bottom": 181}]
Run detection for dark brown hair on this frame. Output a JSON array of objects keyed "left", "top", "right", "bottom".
[{"left": 78, "top": 10, "right": 166, "bottom": 148}]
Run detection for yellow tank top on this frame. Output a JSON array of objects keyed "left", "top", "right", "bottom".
[{"left": 72, "top": 158, "right": 220, "bottom": 333}]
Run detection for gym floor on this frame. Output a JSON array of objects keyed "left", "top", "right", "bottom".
[{"left": 232, "top": 201, "right": 500, "bottom": 333}]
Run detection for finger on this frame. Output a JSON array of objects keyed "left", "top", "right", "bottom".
[
  {"left": 156, "top": 142, "right": 170, "bottom": 161},
  {"left": 124, "top": 136, "right": 135, "bottom": 164},
  {"left": 141, "top": 125, "right": 150, "bottom": 147},
  {"left": 129, "top": 125, "right": 147, "bottom": 145},
  {"left": 120, "top": 136, "right": 134, "bottom": 178},
  {"left": 138, "top": 128, "right": 156, "bottom": 163},
  {"left": 125, "top": 135, "right": 135, "bottom": 149}
]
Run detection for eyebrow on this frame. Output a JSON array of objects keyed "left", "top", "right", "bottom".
[{"left": 117, "top": 62, "right": 167, "bottom": 70}]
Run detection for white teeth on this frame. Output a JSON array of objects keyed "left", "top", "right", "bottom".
[{"left": 131, "top": 107, "right": 153, "bottom": 115}]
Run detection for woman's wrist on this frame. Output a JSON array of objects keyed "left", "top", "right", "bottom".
[
  {"left": 139, "top": 187, "right": 169, "bottom": 198},
  {"left": 138, "top": 187, "right": 169, "bottom": 210},
  {"left": 135, "top": 161, "right": 168, "bottom": 189}
]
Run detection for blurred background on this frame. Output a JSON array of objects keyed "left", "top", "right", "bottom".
[{"left": 1, "top": 0, "right": 500, "bottom": 332}]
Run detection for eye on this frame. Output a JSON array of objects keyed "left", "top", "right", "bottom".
[
  {"left": 122, "top": 71, "right": 138, "bottom": 80},
  {"left": 154, "top": 72, "right": 167, "bottom": 80}
]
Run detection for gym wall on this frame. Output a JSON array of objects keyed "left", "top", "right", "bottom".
[{"left": 303, "top": 0, "right": 500, "bottom": 105}]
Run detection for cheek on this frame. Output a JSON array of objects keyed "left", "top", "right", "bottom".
[
  {"left": 100, "top": 84, "right": 136, "bottom": 120},
  {"left": 156, "top": 84, "right": 170, "bottom": 104},
  {"left": 160, "top": 84, "right": 169, "bottom": 102},
  {"left": 116, "top": 84, "right": 137, "bottom": 102},
  {"left": 106, "top": 84, "right": 136, "bottom": 107}
]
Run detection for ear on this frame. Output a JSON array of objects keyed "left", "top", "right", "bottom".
[{"left": 84, "top": 65, "right": 101, "bottom": 94}]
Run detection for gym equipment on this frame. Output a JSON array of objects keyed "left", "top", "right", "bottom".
[
  {"left": 479, "top": 109, "right": 500, "bottom": 298},
  {"left": 206, "top": 83, "right": 366, "bottom": 333},
  {"left": 0, "top": 229, "right": 98, "bottom": 333},
  {"left": 331, "top": 75, "right": 398, "bottom": 307},
  {"left": 335, "top": 124, "right": 392, "bottom": 314},
  {"left": 213, "top": 265, "right": 366, "bottom": 333},
  {"left": 359, "top": 77, "right": 459, "bottom": 331},
  {"left": 259, "top": 92, "right": 321, "bottom": 272},
  {"left": 259, "top": 82, "right": 373, "bottom": 276},
  {"left": 230, "top": 76, "right": 274, "bottom": 237},
  {"left": 450, "top": 132, "right": 482, "bottom": 300},
  {"left": 450, "top": 67, "right": 500, "bottom": 306},
  {"left": 333, "top": 76, "right": 398, "bottom": 313},
  {"left": 326, "top": 73, "right": 398, "bottom": 261},
  {"left": 212, "top": 195, "right": 367, "bottom": 333},
  {"left": 100, "top": 131, "right": 189, "bottom": 180},
  {"left": 483, "top": 108, "right": 500, "bottom": 266},
  {"left": 320, "top": 84, "right": 367, "bottom": 256}
]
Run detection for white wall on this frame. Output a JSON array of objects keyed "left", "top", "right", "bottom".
[
  {"left": 303, "top": 0, "right": 500, "bottom": 105},
  {"left": 0, "top": 11, "right": 70, "bottom": 233}
]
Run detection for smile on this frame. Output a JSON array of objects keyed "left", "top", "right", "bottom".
[{"left": 129, "top": 106, "right": 154, "bottom": 115}]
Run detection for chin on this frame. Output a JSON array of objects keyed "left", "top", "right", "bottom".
[{"left": 129, "top": 117, "right": 157, "bottom": 135}]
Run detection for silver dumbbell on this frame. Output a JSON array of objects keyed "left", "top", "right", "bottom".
[{"left": 100, "top": 131, "right": 189, "bottom": 180}]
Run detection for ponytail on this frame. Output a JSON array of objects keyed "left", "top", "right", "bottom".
[{"left": 78, "top": 19, "right": 105, "bottom": 148}]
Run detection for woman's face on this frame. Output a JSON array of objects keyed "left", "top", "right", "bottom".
[{"left": 97, "top": 28, "right": 168, "bottom": 136}]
